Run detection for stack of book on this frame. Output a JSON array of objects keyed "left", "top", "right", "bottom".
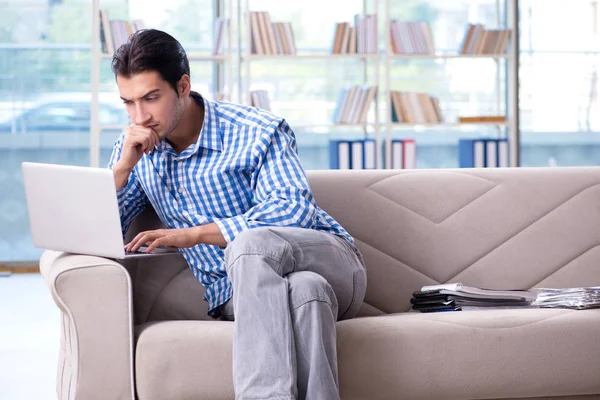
[
  {"left": 331, "top": 15, "right": 377, "bottom": 54},
  {"left": 390, "top": 91, "right": 443, "bottom": 124},
  {"left": 99, "top": 10, "right": 145, "bottom": 55},
  {"left": 458, "top": 138, "right": 509, "bottom": 168},
  {"left": 249, "top": 12, "right": 296, "bottom": 55},
  {"left": 411, "top": 283, "right": 538, "bottom": 313},
  {"left": 389, "top": 21, "right": 434, "bottom": 55},
  {"left": 533, "top": 287, "right": 600, "bottom": 310},
  {"left": 250, "top": 90, "right": 271, "bottom": 111},
  {"left": 329, "top": 139, "right": 376, "bottom": 170},
  {"left": 458, "top": 23, "right": 511, "bottom": 55},
  {"left": 333, "top": 85, "right": 377, "bottom": 124},
  {"left": 386, "top": 139, "right": 416, "bottom": 169}
]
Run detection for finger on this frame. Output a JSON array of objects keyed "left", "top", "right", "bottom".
[
  {"left": 145, "top": 238, "right": 164, "bottom": 253},
  {"left": 131, "top": 234, "right": 154, "bottom": 252},
  {"left": 132, "top": 128, "right": 156, "bottom": 154},
  {"left": 126, "top": 230, "right": 148, "bottom": 251},
  {"left": 126, "top": 131, "right": 150, "bottom": 154},
  {"left": 128, "top": 231, "right": 158, "bottom": 252}
]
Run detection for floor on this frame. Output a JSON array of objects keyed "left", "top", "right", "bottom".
[{"left": 0, "top": 273, "right": 60, "bottom": 400}]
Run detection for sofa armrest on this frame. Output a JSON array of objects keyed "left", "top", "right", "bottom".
[{"left": 40, "top": 250, "right": 135, "bottom": 400}]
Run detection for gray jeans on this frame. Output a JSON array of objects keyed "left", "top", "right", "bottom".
[{"left": 219, "top": 226, "right": 367, "bottom": 400}]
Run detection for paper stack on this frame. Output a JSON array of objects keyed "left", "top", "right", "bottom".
[
  {"left": 532, "top": 287, "right": 600, "bottom": 310},
  {"left": 411, "top": 283, "right": 538, "bottom": 313}
]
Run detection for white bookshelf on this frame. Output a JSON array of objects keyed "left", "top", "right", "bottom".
[
  {"left": 382, "top": 0, "right": 519, "bottom": 168},
  {"left": 237, "top": 0, "right": 382, "bottom": 166},
  {"left": 90, "top": 0, "right": 234, "bottom": 168},
  {"left": 89, "top": 0, "right": 520, "bottom": 169}
]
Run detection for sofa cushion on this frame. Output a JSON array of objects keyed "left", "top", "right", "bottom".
[
  {"left": 135, "top": 320, "right": 235, "bottom": 400},
  {"left": 338, "top": 309, "right": 600, "bottom": 400},
  {"left": 135, "top": 308, "right": 600, "bottom": 400}
]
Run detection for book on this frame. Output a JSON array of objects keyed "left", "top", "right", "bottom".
[
  {"left": 412, "top": 282, "right": 538, "bottom": 313},
  {"left": 419, "top": 283, "right": 538, "bottom": 301}
]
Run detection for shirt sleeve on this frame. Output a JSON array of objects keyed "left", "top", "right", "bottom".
[
  {"left": 108, "top": 132, "right": 150, "bottom": 236},
  {"left": 213, "top": 120, "right": 318, "bottom": 243}
]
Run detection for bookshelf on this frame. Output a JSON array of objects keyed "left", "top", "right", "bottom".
[
  {"left": 382, "top": 0, "right": 519, "bottom": 168},
  {"left": 89, "top": 0, "right": 234, "bottom": 168},
  {"left": 237, "top": 0, "right": 383, "bottom": 166},
  {"left": 87, "top": 0, "right": 520, "bottom": 169}
]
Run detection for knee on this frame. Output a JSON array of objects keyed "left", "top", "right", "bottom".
[
  {"left": 224, "top": 227, "right": 292, "bottom": 270},
  {"left": 287, "top": 271, "right": 338, "bottom": 316}
]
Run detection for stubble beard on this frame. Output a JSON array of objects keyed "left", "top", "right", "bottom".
[{"left": 160, "top": 100, "right": 185, "bottom": 140}]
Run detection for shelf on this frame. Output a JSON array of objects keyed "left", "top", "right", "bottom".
[
  {"left": 245, "top": 53, "right": 378, "bottom": 61},
  {"left": 100, "top": 124, "right": 127, "bottom": 131},
  {"left": 389, "top": 53, "right": 512, "bottom": 60},
  {"left": 390, "top": 122, "right": 509, "bottom": 128},
  {"left": 100, "top": 53, "right": 226, "bottom": 62},
  {"left": 290, "top": 123, "right": 377, "bottom": 129},
  {"left": 188, "top": 54, "right": 227, "bottom": 61}
]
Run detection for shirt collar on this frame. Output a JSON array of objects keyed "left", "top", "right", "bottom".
[
  {"left": 156, "top": 92, "right": 223, "bottom": 158},
  {"left": 189, "top": 91, "right": 223, "bottom": 153}
]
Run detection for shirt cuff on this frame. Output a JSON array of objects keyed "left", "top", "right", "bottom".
[
  {"left": 116, "top": 174, "right": 137, "bottom": 208},
  {"left": 214, "top": 215, "right": 250, "bottom": 244}
]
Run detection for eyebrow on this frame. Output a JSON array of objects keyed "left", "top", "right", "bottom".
[{"left": 120, "top": 89, "right": 160, "bottom": 102}]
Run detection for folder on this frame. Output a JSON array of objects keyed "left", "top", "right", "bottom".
[
  {"left": 363, "top": 139, "right": 376, "bottom": 169},
  {"left": 485, "top": 139, "right": 498, "bottom": 168},
  {"left": 329, "top": 140, "right": 351, "bottom": 169},
  {"left": 351, "top": 140, "right": 364, "bottom": 169},
  {"left": 458, "top": 139, "right": 486, "bottom": 168},
  {"left": 498, "top": 139, "right": 509, "bottom": 167},
  {"left": 391, "top": 140, "right": 403, "bottom": 169},
  {"left": 403, "top": 139, "right": 416, "bottom": 169}
]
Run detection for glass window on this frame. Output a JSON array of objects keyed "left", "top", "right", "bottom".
[{"left": 519, "top": 0, "right": 600, "bottom": 167}]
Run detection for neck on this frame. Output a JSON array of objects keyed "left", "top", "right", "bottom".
[{"left": 167, "top": 94, "right": 204, "bottom": 154}]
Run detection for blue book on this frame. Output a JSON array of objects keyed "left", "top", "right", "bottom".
[
  {"left": 332, "top": 88, "right": 347, "bottom": 124},
  {"left": 350, "top": 140, "right": 364, "bottom": 169},
  {"left": 329, "top": 140, "right": 352, "bottom": 169},
  {"left": 458, "top": 139, "right": 486, "bottom": 168},
  {"left": 362, "top": 138, "right": 377, "bottom": 169}
]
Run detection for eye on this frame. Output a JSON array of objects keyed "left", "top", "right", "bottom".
[
  {"left": 146, "top": 97, "right": 157, "bottom": 102},
  {"left": 122, "top": 100, "right": 133, "bottom": 105}
]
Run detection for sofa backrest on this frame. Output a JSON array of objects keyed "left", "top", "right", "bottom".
[
  {"left": 126, "top": 167, "right": 600, "bottom": 323},
  {"left": 308, "top": 168, "right": 600, "bottom": 315}
]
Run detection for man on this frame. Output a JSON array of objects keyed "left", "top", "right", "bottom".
[{"left": 108, "top": 29, "right": 367, "bottom": 400}]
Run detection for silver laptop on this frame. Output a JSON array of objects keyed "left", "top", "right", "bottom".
[{"left": 22, "top": 162, "right": 180, "bottom": 259}]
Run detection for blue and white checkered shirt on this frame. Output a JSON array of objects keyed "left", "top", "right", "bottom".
[{"left": 108, "top": 92, "right": 353, "bottom": 317}]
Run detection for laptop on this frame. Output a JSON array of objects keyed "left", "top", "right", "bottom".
[{"left": 22, "top": 162, "right": 181, "bottom": 259}]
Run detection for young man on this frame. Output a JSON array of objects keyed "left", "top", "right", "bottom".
[{"left": 108, "top": 29, "right": 367, "bottom": 400}]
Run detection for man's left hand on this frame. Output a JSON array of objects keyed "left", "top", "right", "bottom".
[{"left": 126, "top": 227, "right": 200, "bottom": 253}]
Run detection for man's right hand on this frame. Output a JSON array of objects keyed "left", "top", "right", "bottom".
[{"left": 113, "top": 125, "right": 160, "bottom": 190}]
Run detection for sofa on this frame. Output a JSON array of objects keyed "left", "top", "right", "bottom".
[{"left": 40, "top": 167, "right": 600, "bottom": 400}]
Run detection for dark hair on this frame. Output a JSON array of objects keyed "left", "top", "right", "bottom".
[{"left": 111, "top": 29, "right": 190, "bottom": 95}]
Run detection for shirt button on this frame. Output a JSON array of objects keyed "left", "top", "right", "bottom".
[{"left": 178, "top": 188, "right": 185, "bottom": 194}]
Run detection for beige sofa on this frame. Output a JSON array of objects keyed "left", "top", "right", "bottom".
[{"left": 40, "top": 167, "right": 600, "bottom": 400}]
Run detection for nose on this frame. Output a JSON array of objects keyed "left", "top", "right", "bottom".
[{"left": 132, "top": 103, "right": 151, "bottom": 126}]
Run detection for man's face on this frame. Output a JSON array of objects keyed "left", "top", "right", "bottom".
[{"left": 116, "top": 70, "right": 184, "bottom": 140}]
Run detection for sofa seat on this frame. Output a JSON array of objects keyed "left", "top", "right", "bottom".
[{"left": 134, "top": 308, "right": 600, "bottom": 400}]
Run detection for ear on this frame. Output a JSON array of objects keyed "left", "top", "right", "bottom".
[{"left": 177, "top": 74, "right": 191, "bottom": 97}]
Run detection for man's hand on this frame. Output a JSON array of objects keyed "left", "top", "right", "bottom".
[
  {"left": 126, "top": 227, "right": 201, "bottom": 253},
  {"left": 125, "top": 223, "right": 228, "bottom": 253},
  {"left": 114, "top": 125, "right": 160, "bottom": 189}
]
